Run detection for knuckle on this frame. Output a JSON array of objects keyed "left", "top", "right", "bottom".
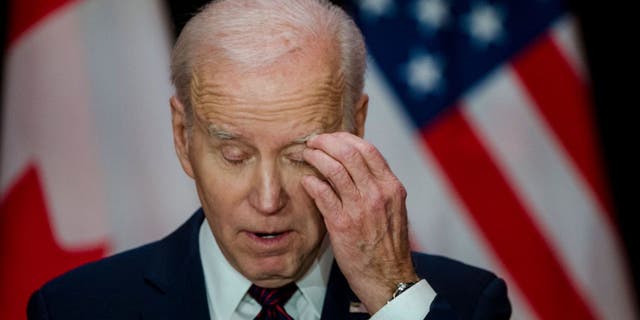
[
  {"left": 330, "top": 217, "right": 349, "bottom": 231},
  {"left": 371, "top": 200, "right": 385, "bottom": 213},
  {"left": 362, "top": 142, "right": 379, "bottom": 157},
  {"left": 339, "top": 146, "right": 359, "bottom": 162},
  {"left": 394, "top": 180, "right": 407, "bottom": 199},
  {"left": 368, "top": 188, "right": 385, "bottom": 211},
  {"left": 318, "top": 183, "right": 334, "bottom": 200},
  {"left": 335, "top": 131, "right": 352, "bottom": 139},
  {"left": 326, "top": 162, "right": 344, "bottom": 180}
]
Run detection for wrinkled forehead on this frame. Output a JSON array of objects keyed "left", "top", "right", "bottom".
[
  {"left": 192, "top": 40, "right": 342, "bottom": 94},
  {"left": 189, "top": 50, "right": 346, "bottom": 143}
]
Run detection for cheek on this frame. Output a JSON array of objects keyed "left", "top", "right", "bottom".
[
  {"left": 282, "top": 172, "right": 326, "bottom": 232},
  {"left": 191, "top": 153, "right": 252, "bottom": 211},
  {"left": 281, "top": 167, "right": 315, "bottom": 206}
]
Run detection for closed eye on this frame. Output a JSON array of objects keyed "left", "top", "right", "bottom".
[
  {"left": 285, "top": 151, "right": 309, "bottom": 167},
  {"left": 288, "top": 158, "right": 309, "bottom": 167},
  {"left": 224, "top": 157, "right": 249, "bottom": 165},
  {"left": 221, "top": 145, "right": 251, "bottom": 166}
]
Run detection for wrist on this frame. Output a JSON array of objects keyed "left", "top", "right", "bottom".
[{"left": 388, "top": 278, "right": 421, "bottom": 303}]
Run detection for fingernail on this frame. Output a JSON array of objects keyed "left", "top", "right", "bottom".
[{"left": 306, "top": 133, "right": 318, "bottom": 144}]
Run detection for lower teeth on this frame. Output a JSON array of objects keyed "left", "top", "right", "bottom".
[{"left": 257, "top": 233, "right": 279, "bottom": 239}]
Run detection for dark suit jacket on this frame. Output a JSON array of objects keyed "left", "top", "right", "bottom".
[{"left": 27, "top": 209, "right": 511, "bottom": 319}]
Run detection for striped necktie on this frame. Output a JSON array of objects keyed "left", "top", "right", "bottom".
[{"left": 248, "top": 283, "right": 297, "bottom": 320}]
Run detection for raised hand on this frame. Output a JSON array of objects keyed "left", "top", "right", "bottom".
[{"left": 301, "top": 132, "right": 419, "bottom": 314}]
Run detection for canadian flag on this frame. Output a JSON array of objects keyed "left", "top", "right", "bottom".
[{"left": 0, "top": 1, "right": 197, "bottom": 318}]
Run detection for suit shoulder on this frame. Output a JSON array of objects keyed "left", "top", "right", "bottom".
[
  {"left": 411, "top": 252, "right": 511, "bottom": 319},
  {"left": 28, "top": 211, "right": 204, "bottom": 319},
  {"left": 43, "top": 240, "right": 159, "bottom": 293},
  {"left": 31, "top": 239, "right": 163, "bottom": 319},
  {"left": 412, "top": 252, "right": 497, "bottom": 290},
  {"left": 39, "top": 210, "right": 201, "bottom": 296}
]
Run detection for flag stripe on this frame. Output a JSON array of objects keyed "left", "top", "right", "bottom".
[
  {"left": 511, "top": 34, "right": 613, "bottom": 220},
  {"left": 363, "top": 60, "right": 537, "bottom": 319},
  {"left": 351, "top": 2, "right": 637, "bottom": 319},
  {"left": 464, "top": 64, "right": 637, "bottom": 319},
  {"left": 551, "top": 16, "right": 587, "bottom": 79},
  {"left": 421, "top": 108, "right": 596, "bottom": 320},
  {"left": 7, "top": 0, "right": 75, "bottom": 47}
]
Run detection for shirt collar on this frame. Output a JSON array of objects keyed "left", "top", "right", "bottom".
[
  {"left": 199, "top": 218, "right": 333, "bottom": 319},
  {"left": 295, "top": 234, "right": 333, "bottom": 318},
  {"left": 199, "top": 219, "right": 252, "bottom": 320}
]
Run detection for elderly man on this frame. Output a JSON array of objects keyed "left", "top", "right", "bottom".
[{"left": 27, "top": 0, "right": 511, "bottom": 319}]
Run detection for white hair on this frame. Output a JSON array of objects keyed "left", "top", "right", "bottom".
[{"left": 170, "top": 0, "right": 367, "bottom": 130}]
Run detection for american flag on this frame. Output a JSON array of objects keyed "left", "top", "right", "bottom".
[{"left": 345, "top": 0, "right": 637, "bottom": 319}]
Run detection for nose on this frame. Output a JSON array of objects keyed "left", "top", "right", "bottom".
[{"left": 248, "top": 160, "right": 287, "bottom": 215}]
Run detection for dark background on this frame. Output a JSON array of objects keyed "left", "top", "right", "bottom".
[{"left": 2, "top": 0, "right": 638, "bottom": 308}]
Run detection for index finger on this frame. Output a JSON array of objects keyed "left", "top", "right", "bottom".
[{"left": 307, "top": 132, "right": 392, "bottom": 180}]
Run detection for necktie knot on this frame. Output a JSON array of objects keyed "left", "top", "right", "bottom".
[
  {"left": 249, "top": 283, "right": 297, "bottom": 307},
  {"left": 248, "top": 283, "right": 297, "bottom": 320}
]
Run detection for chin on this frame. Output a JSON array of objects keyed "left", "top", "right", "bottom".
[
  {"left": 252, "top": 277, "right": 295, "bottom": 288},
  {"left": 245, "top": 256, "right": 303, "bottom": 287}
]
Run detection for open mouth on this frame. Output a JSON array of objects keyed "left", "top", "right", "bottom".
[
  {"left": 247, "top": 230, "right": 292, "bottom": 251},
  {"left": 254, "top": 232, "right": 285, "bottom": 239}
]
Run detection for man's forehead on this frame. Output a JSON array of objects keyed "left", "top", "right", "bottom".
[
  {"left": 192, "top": 65, "right": 342, "bottom": 100},
  {"left": 190, "top": 64, "right": 344, "bottom": 138},
  {"left": 191, "top": 40, "right": 343, "bottom": 95},
  {"left": 189, "top": 44, "right": 346, "bottom": 144}
]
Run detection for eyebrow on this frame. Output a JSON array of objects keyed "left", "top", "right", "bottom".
[
  {"left": 207, "top": 123, "right": 323, "bottom": 144},
  {"left": 207, "top": 124, "right": 240, "bottom": 140}
]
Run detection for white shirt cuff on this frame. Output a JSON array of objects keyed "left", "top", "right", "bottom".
[{"left": 369, "top": 279, "right": 436, "bottom": 320}]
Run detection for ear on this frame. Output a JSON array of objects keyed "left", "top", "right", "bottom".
[
  {"left": 170, "top": 96, "right": 195, "bottom": 179},
  {"left": 353, "top": 94, "right": 369, "bottom": 138}
]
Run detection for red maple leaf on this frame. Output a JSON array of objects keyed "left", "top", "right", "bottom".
[{"left": 0, "top": 165, "right": 108, "bottom": 320}]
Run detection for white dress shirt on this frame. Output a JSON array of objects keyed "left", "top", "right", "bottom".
[{"left": 198, "top": 220, "right": 436, "bottom": 319}]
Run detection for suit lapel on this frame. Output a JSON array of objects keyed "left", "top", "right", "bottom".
[
  {"left": 140, "top": 209, "right": 210, "bottom": 320},
  {"left": 320, "top": 262, "right": 369, "bottom": 320}
]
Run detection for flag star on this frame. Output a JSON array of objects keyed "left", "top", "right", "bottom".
[
  {"left": 404, "top": 53, "right": 443, "bottom": 95},
  {"left": 464, "top": 4, "right": 505, "bottom": 47},
  {"left": 414, "top": 0, "right": 449, "bottom": 31},
  {"left": 359, "top": 0, "right": 395, "bottom": 20}
]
